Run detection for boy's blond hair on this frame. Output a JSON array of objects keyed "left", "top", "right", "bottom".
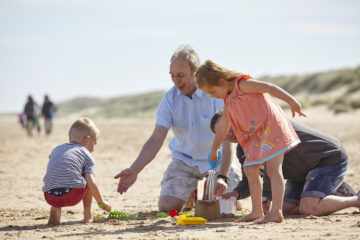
[
  {"left": 195, "top": 60, "right": 243, "bottom": 89},
  {"left": 68, "top": 117, "right": 100, "bottom": 143}
]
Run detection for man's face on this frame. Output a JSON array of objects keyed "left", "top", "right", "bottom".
[
  {"left": 170, "top": 58, "right": 197, "bottom": 97},
  {"left": 214, "top": 116, "right": 238, "bottom": 143}
]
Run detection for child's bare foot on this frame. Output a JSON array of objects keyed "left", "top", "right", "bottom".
[
  {"left": 235, "top": 212, "right": 264, "bottom": 222},
  {"left": 254, "top": 210, "right": 283, "bottom": 224},
  {"left": 83, "top": 211, "right": 93, "bottom": 223},
  {"left": 83, "top": 218, "right": 93, "bottom": 223},
  {"left": 48, "top": 207, "right": 61, "bottom": 225}
]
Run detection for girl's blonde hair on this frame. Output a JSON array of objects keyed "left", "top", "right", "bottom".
[
  {"left": 195, "top": 60, "right": 243, "bottom": 89},
  {"left": 68, "top": 117, "right": 100, "bottom": 143}
]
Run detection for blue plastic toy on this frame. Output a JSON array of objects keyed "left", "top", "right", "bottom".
[{"left": 208, "top": 149, "right": 222, "bottom": 171}]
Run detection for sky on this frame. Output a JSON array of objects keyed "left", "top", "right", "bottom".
[{"left": 0, "top": 0, "right": 359, "bottom": 113}]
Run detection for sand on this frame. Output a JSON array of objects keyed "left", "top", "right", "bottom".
[{"left": 0, "top": 106, "right": 360, "bottom": 240}]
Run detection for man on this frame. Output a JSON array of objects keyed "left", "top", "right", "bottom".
[
  {"left": 211, "top": 111, "right": 359, "bottom": 216},
  {"left": 114, "top": 46, "right": 240, "bottom": 212}
]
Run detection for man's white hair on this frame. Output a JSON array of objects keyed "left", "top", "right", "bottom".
[{"left": 170, "top": 45, "right": 200, "bottom": 71}]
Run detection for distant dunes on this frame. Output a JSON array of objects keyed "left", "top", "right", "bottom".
[
  {"left": 261, "top": 66, "right": 360, "bottom": 114},
  {"left": 56, "top": 66, "right": 360, "bottom": 117},
  {"left": 56, "top": 91, "right": 165, "bottom": 118}
]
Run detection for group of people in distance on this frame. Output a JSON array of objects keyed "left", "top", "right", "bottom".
[
  {"left": 42, "top": 45, "right": 360, "bottom": 225},
  {"left": 22, "top": 95, "right": 55, "bottom": 136}
]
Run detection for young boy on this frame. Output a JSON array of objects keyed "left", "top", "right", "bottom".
[{"left": 42, "top": 117, "right": 111, "bottom": 225}]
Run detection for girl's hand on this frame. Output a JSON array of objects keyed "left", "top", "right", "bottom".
[
  {"left": 210, "top": 149, "right": 218, "bottom": 163},
  {"left": 290, "top": 100, "right": 307, "bottom": 118}
]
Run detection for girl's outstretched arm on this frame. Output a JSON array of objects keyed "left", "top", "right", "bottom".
[
  {"left": 239, "top": 79, "right": 307, "bottom": 117},
  {"left": 210, "top": 106, "right": 230, "bottom": 162}
]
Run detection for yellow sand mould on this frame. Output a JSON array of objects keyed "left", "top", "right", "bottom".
[{"left": 177, "top": 217, "right": 207, "bottom": 226}]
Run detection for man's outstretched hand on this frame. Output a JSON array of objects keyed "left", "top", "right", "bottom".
[{"left": 114, "top": 168, "right": 137, "bottom": 194}]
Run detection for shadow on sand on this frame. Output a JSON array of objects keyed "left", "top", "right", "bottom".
[{"left": 0, "top": 210, "right": 239, "bottom": 237}]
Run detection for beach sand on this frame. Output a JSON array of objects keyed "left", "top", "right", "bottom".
[{"left": 0, "top": 107, "right": 359, "bottom": 240}]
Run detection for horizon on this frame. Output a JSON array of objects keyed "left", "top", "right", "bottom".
[{"left": 1, "top": 0, "right": 360, "bottom": 113}]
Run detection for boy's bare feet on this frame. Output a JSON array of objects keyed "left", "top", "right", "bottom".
[
  {"left": 83, "top": 218, "right": 93, "bottom": 223},
  {"left": 83, "top": 210, "right": 93, "bottom": 223},
  {"left": 235, "top": 212, "right": 264, "bottom": 222},
  {"left": 48, "top": 207, "right": 61, "bottom": 225},
  {"left": 254, "top": 210, "right": 283, "bottom": 224}
]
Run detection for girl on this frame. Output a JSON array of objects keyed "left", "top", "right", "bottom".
[{"left": 195, "top": 60, "right": 306, "bottom": 223}]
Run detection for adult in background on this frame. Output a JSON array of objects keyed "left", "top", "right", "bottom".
[
  {"left": 211, "top": 111, "right": 359, "bottom": 216},
  {"left": 42, "top": 95, "right": 55, "bottom": 135},
  {"left": 23, "top": 95, "right": 38, "bottom": 136},
  {"left": 114, "top": 45, "right": 240, "bottom": 212}
]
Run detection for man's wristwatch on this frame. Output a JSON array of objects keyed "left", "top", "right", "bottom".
[{"left": 216, "top": 174, "right": 228, "bottom": 183}]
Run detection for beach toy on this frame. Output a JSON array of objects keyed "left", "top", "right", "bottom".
[
  {"left": 238, "top": 213, "right": 248, "bottom": 217},
  {"left": 179, "top": 211, "right": 194, "bottom": 217},
  {"left": 94, "top": 214, "right": 100, "bottom": 219},
  {"left": 127, "top": 213, "right": 139, "bottom": 219},
  {"left": 177, "top": 217, "right": 207, "bottom": 226},
  {"left": 169, "top": 209, "right": 180, "bottom": 217},
  {"left": 98, "top": 204, "right": 138, "bottom": 219},
  {"left": 216, "top": 196, "right": 236, "bottom": 214},
  {"left": 156, "top": 212, "right": 168, "bottom": 218},
  {"left": 208, "top": 149, "right": 222, "bottom": 171},
  {"left": 108, "top": 210, "right": 127, "bottom": 219}
]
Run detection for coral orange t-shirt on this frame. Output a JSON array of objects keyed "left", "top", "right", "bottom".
[{"left": 225, "top": 75, "right": 300, "bottom": 166}]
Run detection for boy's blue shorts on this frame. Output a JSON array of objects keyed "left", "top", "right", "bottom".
[{"left": 284, "top": 157, "right": 348, "bottom": 205}]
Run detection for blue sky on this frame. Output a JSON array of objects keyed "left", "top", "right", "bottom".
[{"left": 1, "top": 0, "right": 359, "bottom": 113}]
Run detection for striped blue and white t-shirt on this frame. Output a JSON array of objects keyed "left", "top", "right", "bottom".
[{"left": 42, "top": 143, "right": 95, "bottom": 192}]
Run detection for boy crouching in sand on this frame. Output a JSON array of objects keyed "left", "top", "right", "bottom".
[{"left": 42, "top": 117, "right": 111, "bottom": 225}]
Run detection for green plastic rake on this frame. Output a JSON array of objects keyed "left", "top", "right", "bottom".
[{"left": 98, "top": 204, "right": 138, "bottom": 219}]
